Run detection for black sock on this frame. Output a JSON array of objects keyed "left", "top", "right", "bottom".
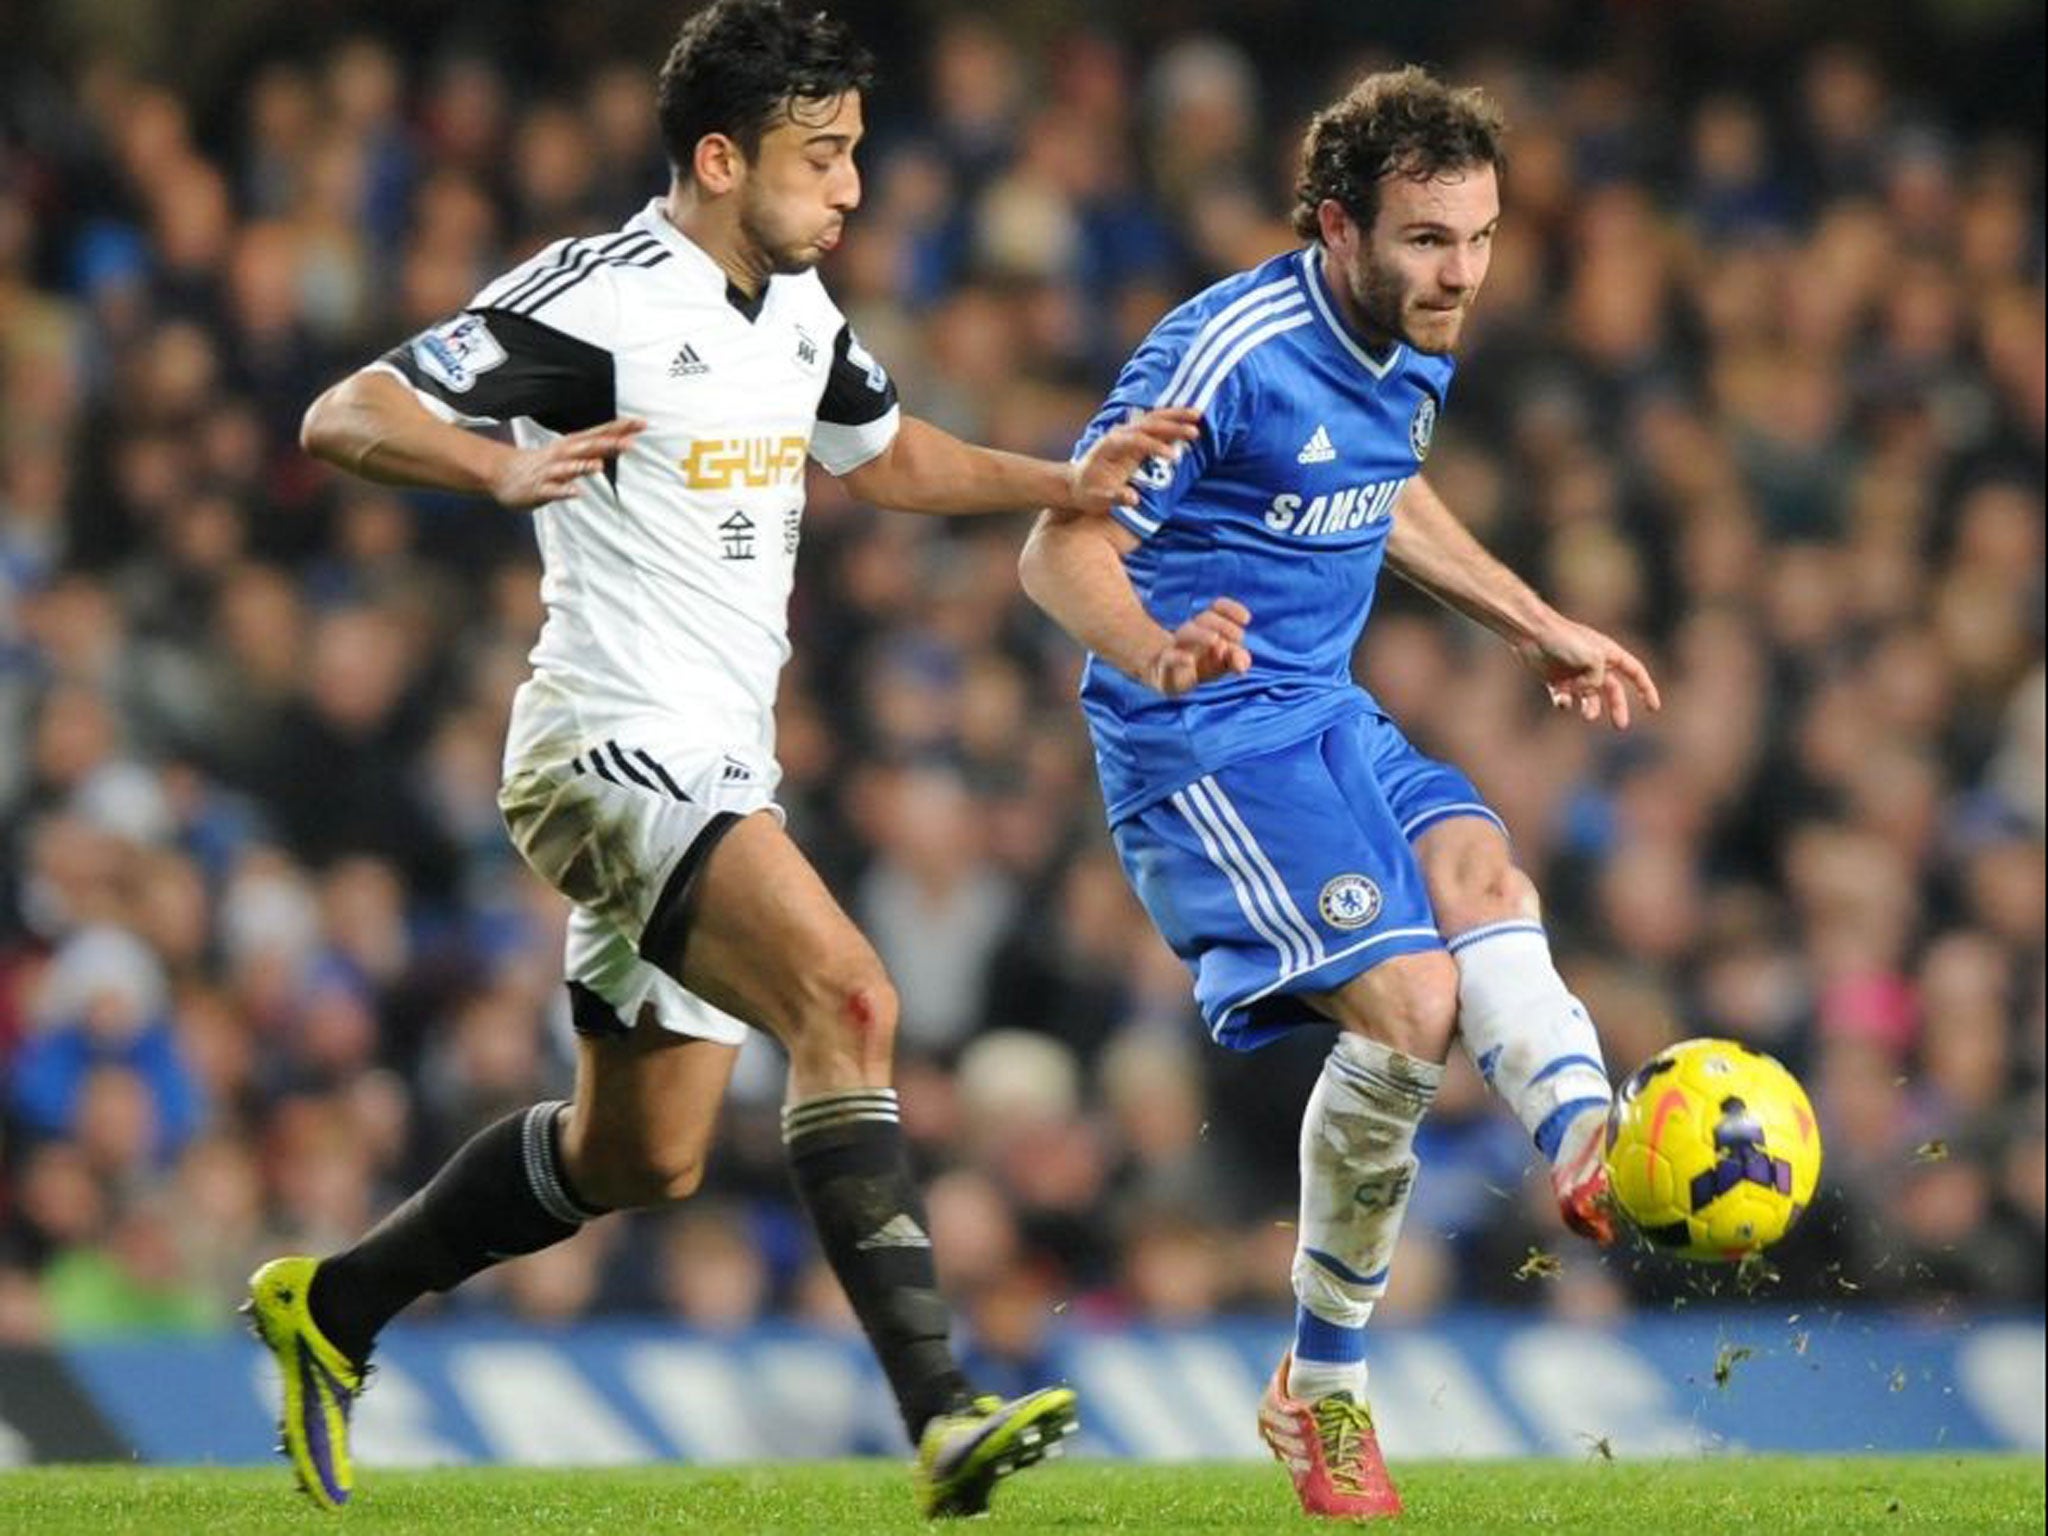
[
  {"left": 309, "top": 1100, "right": 605, "bottom": 1365},
  {"left": 783, "top": 1089, "right": 971, "bottom": 1442}
]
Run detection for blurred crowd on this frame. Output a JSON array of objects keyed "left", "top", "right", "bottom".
[{"left": 1, "top": 0, "right": 2041, "bottom": 1364}]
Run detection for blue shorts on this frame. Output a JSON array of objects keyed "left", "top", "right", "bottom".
[{"left": 1111, "top": 710, "right": 1506, "bottom": 1051}]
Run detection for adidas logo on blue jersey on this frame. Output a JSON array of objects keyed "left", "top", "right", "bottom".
[
  {"left": 668, "top": 343, "right": 708, "bottom": 378},
  {"left": 1296, "top": 424, "right": 1336, "bottom": 464}
]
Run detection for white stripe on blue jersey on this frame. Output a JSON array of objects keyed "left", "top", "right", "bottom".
[
  {"left": 1189, "top": 311, "right": 1314, "bottom": 412},
  {"left": 1157, "top": 295, "right": 1304, "bottom": 408},
  {"left": 1153, "top": 276, "right": 1300, "bottom": 406}
]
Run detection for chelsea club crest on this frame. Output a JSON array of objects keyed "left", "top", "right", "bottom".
[
  {"left": 1409, "top": 394, "right": 1437, "bottom": 461},
  {"left": 1318, "top": 874, "right": 1382, "bottom": 931}
]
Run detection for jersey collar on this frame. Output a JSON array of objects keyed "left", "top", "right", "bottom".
[
  {"left": 1300, "top": 246, "right": 1402, "bottom": 380},
  {"left": 630, "top": 199, "right": 772, "bottom": 321}
]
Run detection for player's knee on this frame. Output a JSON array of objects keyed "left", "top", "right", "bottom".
[
  {"left": 785, "top": 960, "right": 899, "bottom": 1081},
  {"left": 565, "top": 1138, "right": 706, "bottom": 1211},
  {"left": 816, "top": 967, "right": 898, "bottom": 1058},
  {"left": 1377, "top": 951, "right": 1461, "bottom": 1059},
  {"left": 1438, "top": 855, "right": 1541, "bottom": 933},
  {"left": 1494, "top": 865, "right": 1542, "bottom": 923},
  {"left": 638, "top": 1143, "right": 707, "bottom": 1205}
]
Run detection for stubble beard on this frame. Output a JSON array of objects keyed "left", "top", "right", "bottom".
[{"left": 1353, "top": 251, "right": 1463, "bottom": 356}]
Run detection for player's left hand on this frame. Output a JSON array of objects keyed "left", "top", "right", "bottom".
[
  {"left": 1145, "top": 597, "right": 1252, "bottom": 697},
  {"left": 1063, "top": 407, "right": 1204, "bottom": 515},
  {"left": 1517, "top": 618, "right": 1661, "bottom": 730}
]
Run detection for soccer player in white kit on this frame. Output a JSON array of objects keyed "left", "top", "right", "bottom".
[{"left": 243, "top": 1, "right": 1199, "bottom": 1517}]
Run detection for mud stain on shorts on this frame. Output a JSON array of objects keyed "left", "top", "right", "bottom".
[{"left": 499, "top": 768, "right": 647, "bottom": 929}]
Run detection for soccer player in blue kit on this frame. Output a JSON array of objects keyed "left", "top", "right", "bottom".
[{"left": 1021, "top": 67, "right": 1661, "bottom": 1518}]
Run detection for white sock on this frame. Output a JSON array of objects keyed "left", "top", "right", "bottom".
[
  {"left": 1449, "top": 922, "right": 1612, "bottom": 1163},
  {"left": 1289, "top": 1033, "right": 1442, "bottom": 1402}
]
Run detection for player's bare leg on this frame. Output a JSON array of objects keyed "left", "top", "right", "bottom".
[
  {"left": 1415, "top": 815, "right": 1616, "bottom": 1243},
  {"left": 558, "top": 1025, "right": 739, "bottom": 1208},
  {"left": 661, "top": 810, "right": 1074, "bottom": 1516},
  {"left": 1257, "top": 953, "right": 1455, "bottom": 1519}
]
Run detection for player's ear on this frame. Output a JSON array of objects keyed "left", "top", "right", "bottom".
[
  {"left": 1316, "top": 197, "right": 1360, "bottom": 253},
  {"left": 691, "top": 133, "right": 745, "bottom": 195}
]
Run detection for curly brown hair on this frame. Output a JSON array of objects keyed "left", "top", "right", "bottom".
[{"left": 1290, "top": 66, "right": 1507, "bottom": 241}]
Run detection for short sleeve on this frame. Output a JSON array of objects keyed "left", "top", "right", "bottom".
[
  {"left": 372, "top": 309, "right": 616, "bottom": 436},
  {"left": 1072, "top": 310, "right": 1242, "bottom": 541},
  {"left": 810, "top": 324, "right": 901, "bottom": 474}
]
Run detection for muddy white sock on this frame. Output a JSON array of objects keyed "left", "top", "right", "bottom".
[{"left": 1289, "top": 1033, "right": 1441, "bottom": 1401}]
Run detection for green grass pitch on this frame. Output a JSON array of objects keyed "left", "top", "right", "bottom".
[{"left": 2, "top": 1457, "right": 2040, "bottom": 1534}]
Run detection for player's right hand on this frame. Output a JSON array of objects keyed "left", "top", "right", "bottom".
[
  {"left": 1143, "top": 598, "right": 1251, "bottom": 697},
  {"left": 489, "top": 417, "right": 647, "bottom": 508}
]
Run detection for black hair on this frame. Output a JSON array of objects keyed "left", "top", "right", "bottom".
[
  {"left": 657, "top": 0, "right": 875, "bottom": 173},
  {"left": 1291, "top": 65, "right": 1507, "bottom": 240}
]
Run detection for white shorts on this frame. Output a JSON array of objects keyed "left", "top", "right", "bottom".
[{"left": 498, "top": 678, "right": 782, "bottom": 1044}]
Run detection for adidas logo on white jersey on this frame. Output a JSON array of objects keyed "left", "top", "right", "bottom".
[
  {"left": 668, "top": 343, "right": 708, "bottom": 378},
  {"left": 1297, "top": 424, "right": 1337, "bottom": 464}
]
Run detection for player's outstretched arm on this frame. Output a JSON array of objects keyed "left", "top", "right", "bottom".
[
  {"left": 838, "top": 409, "right": 1201, "bottom": 517},
  {"left": 1387, "top": 475, "right": 1659, "bottom": 728},
  {"left": 1019, "top": 512, "right": 1250, "bottom": 697},
  {"left": 301, "top": 369, "right": 645, "bottom": 509}
]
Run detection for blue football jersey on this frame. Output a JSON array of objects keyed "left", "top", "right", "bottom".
[{"left": 1071, "top": 246, "right": 1456, "bottom": 821}]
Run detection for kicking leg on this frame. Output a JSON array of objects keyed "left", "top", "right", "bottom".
[{"left": 1416, "top": 816, "right": 1616, "bottom": 1241}]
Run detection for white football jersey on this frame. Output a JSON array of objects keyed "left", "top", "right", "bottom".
[{"left": 373, "top": 200, "right": 899, "bottom": 751}]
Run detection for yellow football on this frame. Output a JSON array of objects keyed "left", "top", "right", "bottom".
[{"left": 1603, "top": 1038, "right": 1823, "bottom": 1262}]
